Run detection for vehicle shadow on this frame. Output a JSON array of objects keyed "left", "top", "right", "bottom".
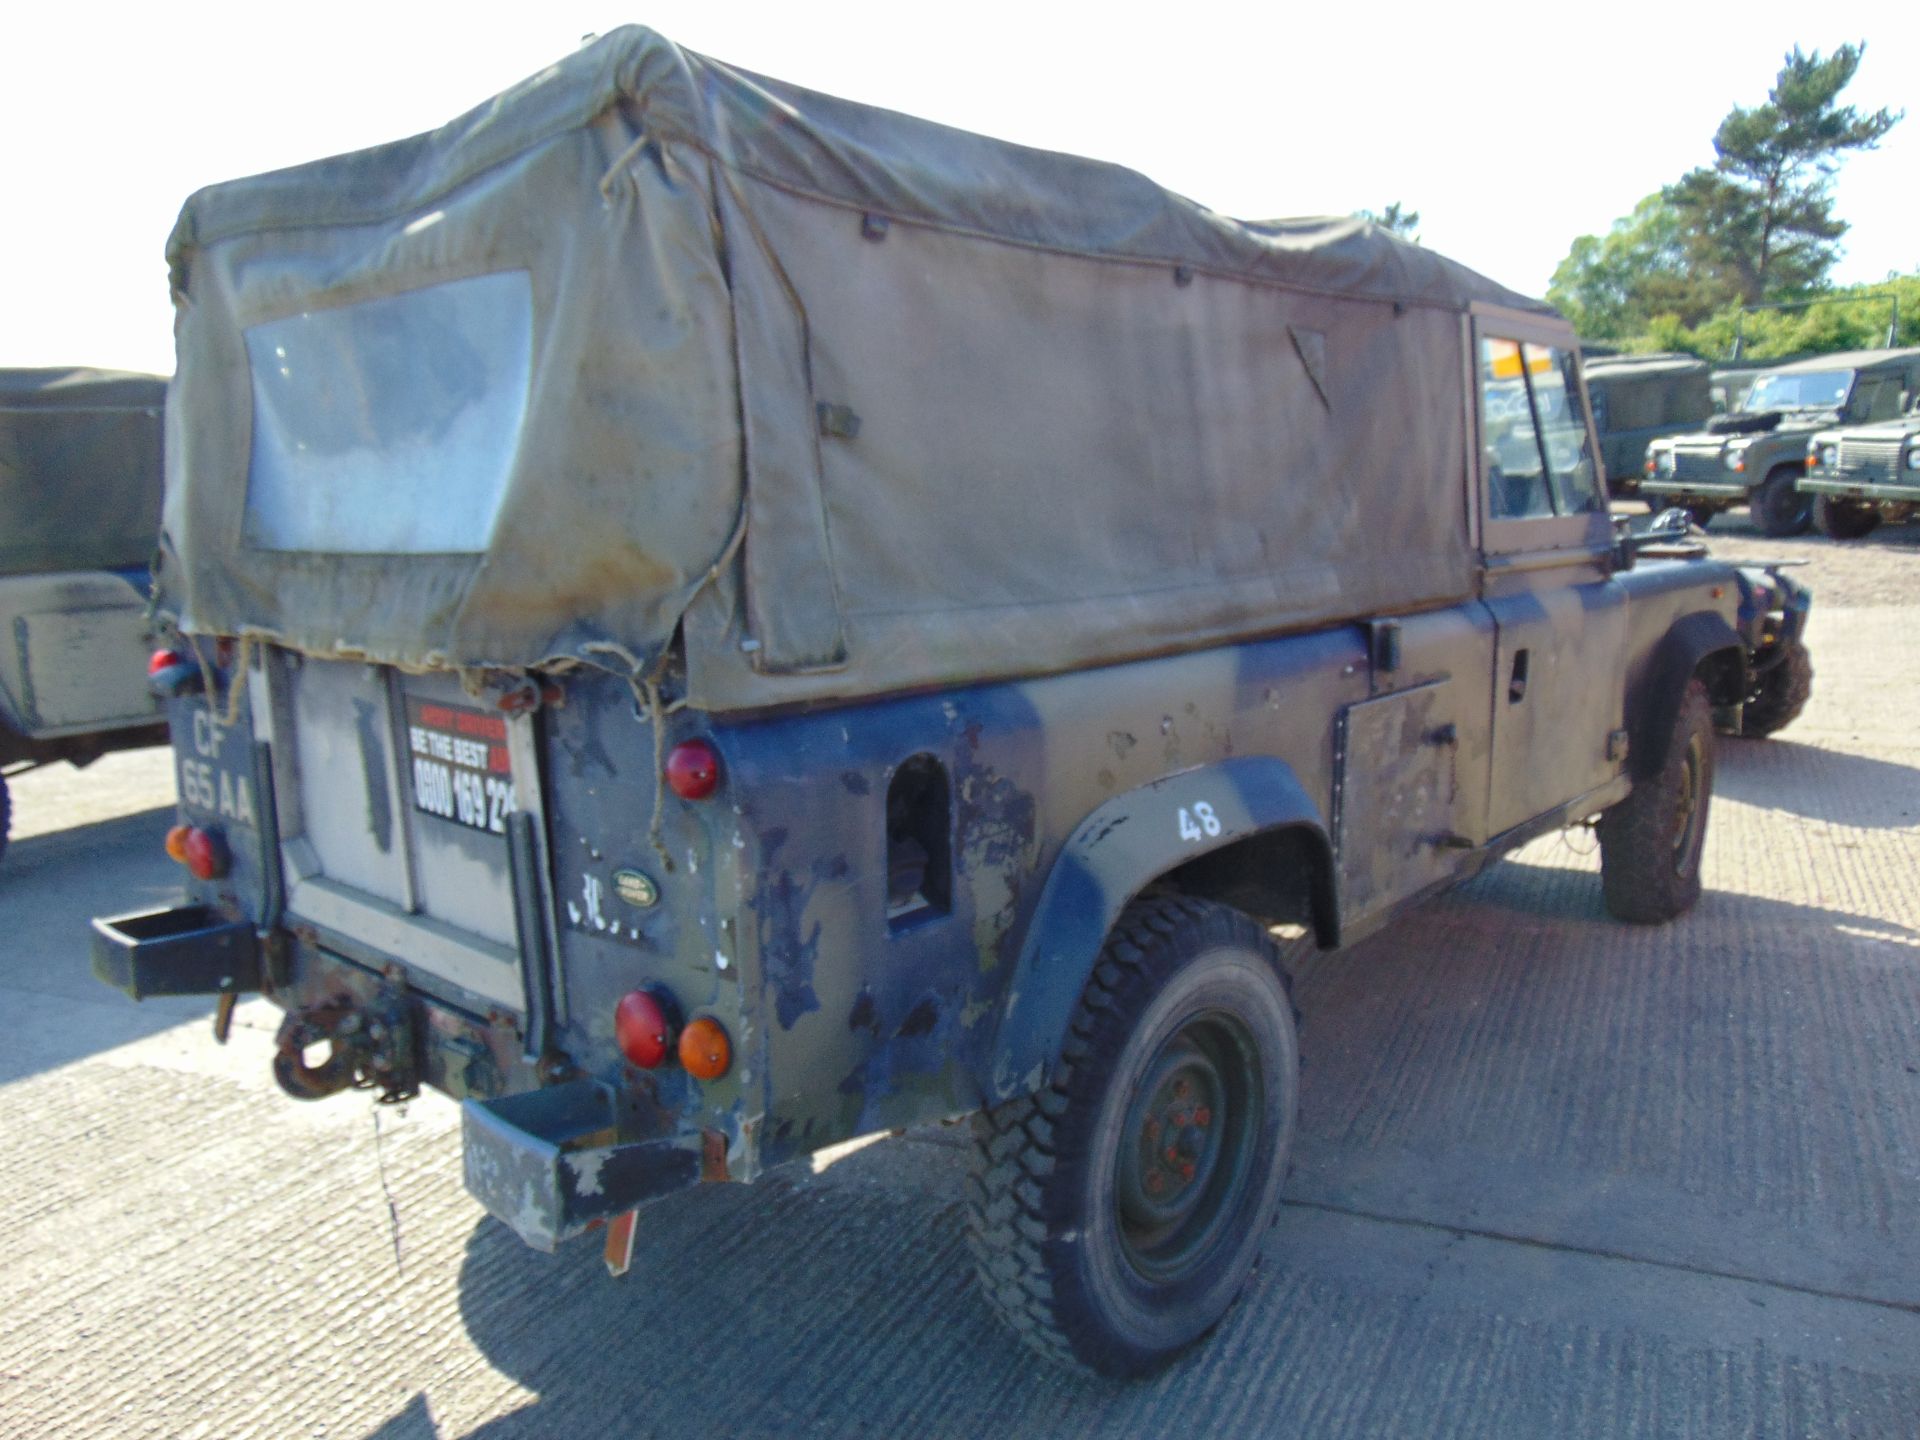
[
  {"left": 1716, "top": 736, "right": 1920, "bottom": 830},
  {"left": 444, "top": 1135, "right": 1132, "bottom": 1439},
  {"left": 0, "top": 805, "right": 205, "bottom": 1085},
  {"left": 427, "top": 852, "right": 1920, "bottom": 1439}
]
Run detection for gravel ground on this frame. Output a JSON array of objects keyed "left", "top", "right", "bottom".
[
  {"left": 1621, "top": 498, "right": 1920, "bottom": 608},
  {"left": 1, "top": 589, "right": 1916, "bottom": 1438}
]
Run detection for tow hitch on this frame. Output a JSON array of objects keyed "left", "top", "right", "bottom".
[{"left": 272, "top": 988, "right": 421, "bottom": 1104}]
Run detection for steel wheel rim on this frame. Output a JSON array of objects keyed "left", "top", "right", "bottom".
[
  {"left": 1673, "top": 731, "right": 1705, "bottom": 866},
  {"left": 1115, "top": 1010, "right": 1262, "bottom": 1284}
]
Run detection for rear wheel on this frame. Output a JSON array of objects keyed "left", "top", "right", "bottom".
[
  {"left": 1742, "top": 639, "right": 1813, "bottom": 737},
  {"left": 1752, "top": 465, "right": 1812, "bottom": 537},
  {"left": 1598, "top": 677, "right": 1714, "bottom": 924},
  {"left": 966, "top": 895, "right": 1298, "bottom": 1376},
  {"left": 1812, "top": 495, "right": 1881, "bottom": 540},
  {"left": 0, "top": 772, "right": 10, "bottom": 864}
]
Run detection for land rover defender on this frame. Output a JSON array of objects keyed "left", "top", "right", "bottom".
[
  {"left": 1800, "top": 398, "right": 1920, "bottom": 538},
  {"left": 1, "top": 368, "right": 169, "bottom": 858},
  {"left": 1642, "top": 348, "right": 1920, "bottom": 533},
  {"left": 93, "top": 29, "right": 1812, "bottom": 1376}
]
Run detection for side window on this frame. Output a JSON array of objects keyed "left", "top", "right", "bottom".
[
  {"left": 1854, "top": 378, "right": 1898, "bottom": 422},
  {"left": 1481, "top": 339, "right": 1555, "bottom": 520},
  {"left": 1480, "top": 338, "right": 1603, "bottom": 520},
  {"left": 1528, "top": 344, "right": 1604, "bottom": 514}
]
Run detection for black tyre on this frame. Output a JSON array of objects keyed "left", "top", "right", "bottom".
[
  {"left": 1752, "top": 465, "right": 1812, "bottom": 537},
  {"left": 1682, "top": 503, "right": 1721, "bottom": 530},
  {"left": 0, "top": 771, "right": 9, "bottom": 864},
  {"left": 1742, "top": 639, "right": 1813, "bottom": 737},
  {"left": 1597, "top": 677, "right": 1714, "bottom": 924},
  {"left": 966, "top": 894, "right": 1298, "bottom": 1376},
  {"left": 1812, "top": 495, "right": 1880, "bottom": 540}
]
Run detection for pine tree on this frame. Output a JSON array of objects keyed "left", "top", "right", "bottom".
[{"left": 1665, "top": 44, "right": 1900, "bottom": 305}]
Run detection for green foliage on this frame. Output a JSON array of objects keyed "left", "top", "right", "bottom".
[
  {"left": 1549, "top": 196, "right": 1735, "bottom": 339},
  {"left": 1360, "top": 203, "right": 1420, "bottom": 241},
  {"left": 1551, "top": 44, "right": 1903, "bottom": 348},
  {"left": 1615, "top": 272, "right": 1919, "bottom": 362}
]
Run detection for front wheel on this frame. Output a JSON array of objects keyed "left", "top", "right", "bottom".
[
  {"left": 1598, "top": 677, "right": 1714, "bottom": 923},
  {"left": 1752, "top": 466, "right": 1812, "bottom": 537},
  {"left": 1683, "top": 503, "right": 1722, "bottom": 530},
  {"left": 967, "top": 895, "right": 1298, "bottom": 1376},
  {"left": 0, "top": 771, "right": 10, "bottom": 864},
  {"left": 1742, "top": 639, "right": 1813, "bottom": 737},
  {"left": 1813, "top": 495, "right": 1880, "bottom": 540}
]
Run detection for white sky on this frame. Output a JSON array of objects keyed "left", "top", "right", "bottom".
[{"left": 7, "top": 1, "right": 1914, "bottom": 376}]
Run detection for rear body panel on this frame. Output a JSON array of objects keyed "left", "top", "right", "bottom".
[{"left": 143, "top": 538, "right": 1744, "bottom": 1205}]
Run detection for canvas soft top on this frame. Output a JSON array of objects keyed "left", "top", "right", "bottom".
[
  {"left": 1766, "top": 347, "right": 1920, "bottom": 374},
  {"left": 1584, "top": 353, "right": 1709, "bottom": 379},
  {"left": 0, "top": 368, "right": 166, "bottom": 577},
  {"left": 162, "top": 25, "right": 1557, "bottom": 710}
]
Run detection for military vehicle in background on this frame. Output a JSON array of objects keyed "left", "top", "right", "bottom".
[
  {"left": 1641, "top": 349, "right": 1920, "bottom": 534},
  {"left": 1709, "top": 364, "right": 1768, "bottom": 416},
  {"left": 90, "top": 28, "right": 1814, "bottom": 1378},
  {"left": 1800, "top": 397, "right": 1920, "bottom": 538},
  {"left": 1, "top": 369, "right": 168, "bottom": 860},
  {"left": 1582, "top": 353, "right": 1712, "bottom": 495}
]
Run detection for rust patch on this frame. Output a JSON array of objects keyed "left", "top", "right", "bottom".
[{"left": 701, "top": 1129, "right": 730, "bottom": 1183}]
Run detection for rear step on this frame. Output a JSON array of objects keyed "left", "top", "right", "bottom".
[
  {"left": 91, "top": 903, "right": 260, "bottom": 1000},
  {"left": 461, "top": 1080, "right": 707, "bottom": 1251}
]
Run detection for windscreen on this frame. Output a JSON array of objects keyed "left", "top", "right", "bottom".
[
  {"left": 1745, "top": 369, "right": 1852, "bottom": 412},
  {"left": 243, "top": 270, "right": 533, "bottom": 554}
]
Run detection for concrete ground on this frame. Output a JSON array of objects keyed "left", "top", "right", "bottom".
[{"left": 1, "top": 518, "right": 1916, "bottom": 1438}]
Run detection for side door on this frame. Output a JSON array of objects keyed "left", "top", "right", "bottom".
[
  {"left": 1332, "top": 325, "right": 1498, "bottom": 932},
  {"left": 1848, "top": 371, "right": 1903, "bottom": 424},
  {"left": 1472, "top": 308, "right": 1628, "bottom": 839}
]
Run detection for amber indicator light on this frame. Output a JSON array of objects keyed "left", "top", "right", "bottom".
[
  {"left": 679, "top": 1017, "right": 731, "bottom": 1080},
  {"left": 164, "top": 825, "right": 192, "bottom": 864}
]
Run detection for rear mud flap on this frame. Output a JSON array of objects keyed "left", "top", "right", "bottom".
[{"left": 462, "top": 1080, "right": 701, "bottom": 1252}]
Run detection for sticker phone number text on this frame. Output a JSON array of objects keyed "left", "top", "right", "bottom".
[{"left": 408, "top": 704, "right": 515, "bottom": 834}]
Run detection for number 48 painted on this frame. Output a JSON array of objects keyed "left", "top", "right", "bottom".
[{"left": 1178, "top": 802, "right": 1222, "bottom": 842}]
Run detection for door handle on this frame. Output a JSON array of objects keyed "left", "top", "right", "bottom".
[{"left": 1508, "top": 649, "right": 1530, "bottom": 704}]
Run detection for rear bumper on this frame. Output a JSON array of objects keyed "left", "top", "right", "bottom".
[
  {"left": 462, "top": 1080, "right": 706, "bottom": 1251},
  {"left": 93, "top": 902, "right": 711, "bottom": 1249}
]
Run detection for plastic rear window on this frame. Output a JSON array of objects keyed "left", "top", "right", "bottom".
[{"left": 242, "top": 270, "right": 532, "bottom": 553}]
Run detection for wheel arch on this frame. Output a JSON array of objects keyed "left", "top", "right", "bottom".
[
  {"left": 1626, "top": 611, "right": 1744, "bottom": 781},
  {"left": 985, "top": 756, "right": 1333, "bottom": 1102}
]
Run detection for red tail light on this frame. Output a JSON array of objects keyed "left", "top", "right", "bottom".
[
  {"left": 147, "top": 648, "right": 202, "bottom": 698},
  {"left": 614, "top": 990, "right": 673, "bottom": 1069},
  {"left": 665, "top": 739, "right": 720, "bottom": 800},
  {"left": 181, "top": 828, "right": 229, "bottom": 881}
]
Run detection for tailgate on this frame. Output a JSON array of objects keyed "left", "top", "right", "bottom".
[{"left": 258, "top": 652, "right": 548, "bottom": 1014}]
